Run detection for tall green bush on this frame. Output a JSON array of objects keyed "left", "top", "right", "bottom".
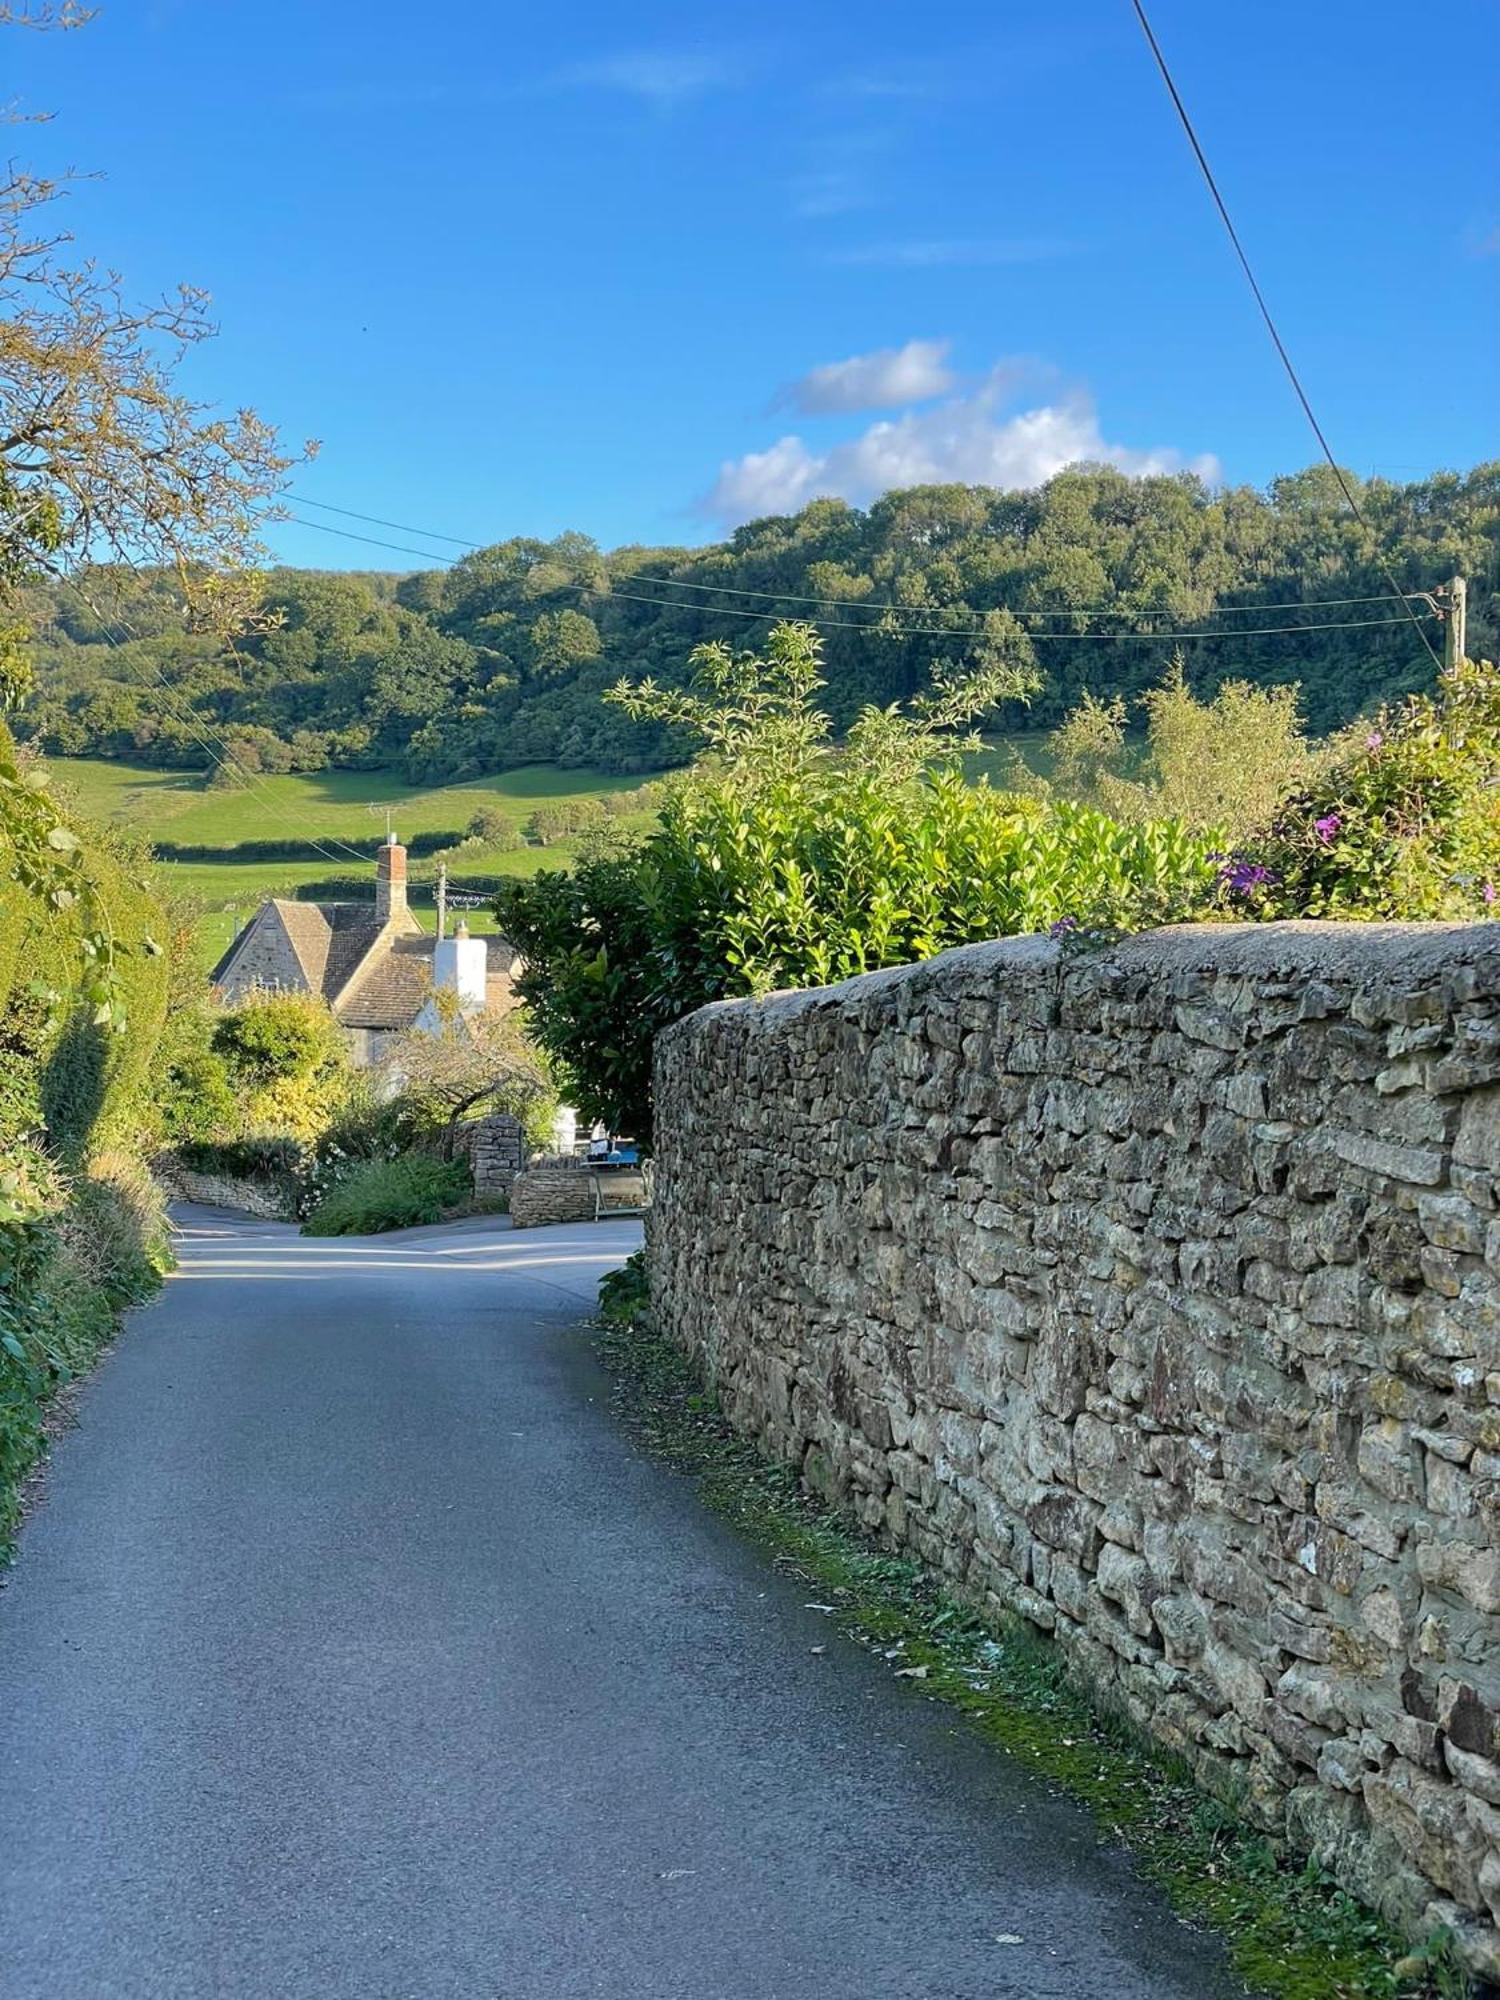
[
  {"left": 498, "top": 625, "right": 1217, "bottom": 1136},
  {"left": 1038, "top": 660, "right": 1319, "bottom": 839},
  {"left": 210, "top": 989, "right": 353, "bottom": 1141},
  {"left": 0, "top": 743, "right": 175, "bottom": 1557}
]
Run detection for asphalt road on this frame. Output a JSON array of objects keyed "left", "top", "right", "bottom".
[{"left": 0, "top": 1206, "right": 1246, "bottom": 2000}]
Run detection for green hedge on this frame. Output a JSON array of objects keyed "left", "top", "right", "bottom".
[
  {"left": 1, "top": 736, "right": 176, "bottom": 1556},
  {"left": 153, "top": 827, "right": 462, "bottom": 863}
]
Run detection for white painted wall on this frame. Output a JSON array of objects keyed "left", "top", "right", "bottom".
[
  {"left": 551, "top": 1104, "right": 578, "bottom": 1154},
  {"left": 432, "top": 930, "right": 487, "bottom": 1010}
]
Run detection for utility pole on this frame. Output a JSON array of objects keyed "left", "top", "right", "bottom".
[
  {"left": 1437, "top": 575, "right": 1468, "bottom": 671},
  {"left": 436, "top": 862, "right": 448, "bottom": 941}
]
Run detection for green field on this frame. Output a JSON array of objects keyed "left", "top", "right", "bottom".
[
  {"left": 47, "top": 757, "right": 668, "bottom": 967},
  {"left": 48, "top": 757, "right": 658, "bottom": 843},
  {"left": 48, "top": 741, "right": 1055, "bottom": 970}
]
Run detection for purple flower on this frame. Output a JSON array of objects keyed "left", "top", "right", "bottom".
[
  {"left": 1313, "top": 813, "right": 1341, "bottom": 843},
  {"left": 1486, "top": 881, "right": 1497, "bottom": 908},
  {"left": 1366, "top": 730, "right": 1384, "bottom": 751},
  {"left": 1049, "top": 916, "right": 1079, "bottom": 938},
  {"left": 1220, "top": 858, "right": 1277, "bottom": 896}
]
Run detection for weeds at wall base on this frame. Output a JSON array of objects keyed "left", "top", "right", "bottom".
[{"left": 592, "top": 1290, "right": 1472, "bottom": 2000}]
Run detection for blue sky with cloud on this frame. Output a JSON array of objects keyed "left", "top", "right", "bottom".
[{"left": 9, "top": 0, "right": 1495, "bottom": 560}]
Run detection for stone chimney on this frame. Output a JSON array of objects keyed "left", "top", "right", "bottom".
[{"left": 375, "top": 834, "right": 407, "bottom": 924}]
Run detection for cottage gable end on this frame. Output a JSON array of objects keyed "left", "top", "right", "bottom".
[{"left": 211, "top": 901, "right": 319, "bottom": 1004}]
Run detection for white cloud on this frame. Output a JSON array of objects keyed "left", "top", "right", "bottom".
[
  {"left": 704, "top": 368, "right": 1219, "bottom": 526},
  {"left": 560, "top": 48, "right": 746, "bottom": 106},
  {"left": 788, "top": 169, "right": 868, "bottom": 220},
  {"left": 827, "top": 237, "right": 1072, "bottom": 269},
  {"left": 824, "top": 65, "right": 950, "bottom": 102},
  {"left": 779, "top": 339, "right": 956, "bottom": 415},
  {"left": 785, "top": 130, "right": 890, "bottom": 221}
]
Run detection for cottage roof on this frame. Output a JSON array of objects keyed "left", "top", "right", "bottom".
[
  {"left": 338, "top": 939, "right": 520, "bottom": 1031},
  {"left": 208, "top": 900, "right": 392, "bottom": 999},
  {"left": 208, "top": 841, "right": 518, "bottom": 1040},
  {"left": 336, "top": 933, "right": 439, "bottom": 1029}
]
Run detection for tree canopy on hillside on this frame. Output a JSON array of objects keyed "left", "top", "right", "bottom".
[{"left": 13, "top": 462, "right": 1499, "bottom": 780}]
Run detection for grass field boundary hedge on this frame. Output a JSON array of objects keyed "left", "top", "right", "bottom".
[{"left": 153, "top": 828, "right": 464, "bottom": 864}]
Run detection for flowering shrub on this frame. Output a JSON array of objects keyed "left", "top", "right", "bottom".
[
  {"left": 296, "top": 1085, "right": 428, "bottom": 1217},
  {"left": 301, "top": 1155, "right": 470, "bottom": 1237},
  {"left": 1221, "top": 660, "right": 1500, "bottom": 921}
]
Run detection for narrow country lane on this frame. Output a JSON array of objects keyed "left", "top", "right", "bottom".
[{"left": 0, "top": 1206, "right": 1246, "bottom": 2000}]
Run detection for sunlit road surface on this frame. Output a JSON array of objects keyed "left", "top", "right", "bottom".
[{"left": 0, "top": 1205, "right": 1244, "bottom": 2000}]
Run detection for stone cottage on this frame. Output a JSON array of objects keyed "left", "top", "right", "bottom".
[{"left": 209, "top": 836, "right": 518, "bottom": 1064}]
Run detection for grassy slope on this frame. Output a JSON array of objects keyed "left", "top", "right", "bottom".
[
  {"left": 50, "top": 736, "right": 1051, "bottom": 848},
  {"left": 46, "top": 741, "right": 1055, "bottom": 969},
  {"left": 47, "top": 757, "right": 658, "bottom": 841},
  {"left": 45, "top": 757, "right": 667, "bottom": 968}
]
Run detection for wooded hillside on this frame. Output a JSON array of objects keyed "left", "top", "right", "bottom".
[{"left": 18, "top": 462, "right": 1498, "bottom": 780}]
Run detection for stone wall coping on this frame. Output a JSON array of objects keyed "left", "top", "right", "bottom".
[{"left": 659, "top": 921, "right": 1500, "bottom": 1045}]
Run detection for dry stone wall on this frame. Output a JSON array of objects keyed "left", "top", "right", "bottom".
[
  {"left": 509, "top": 1165, "right": 594, "bottom": 1229},
  {"left": 452, "top": 1114, "right": 525, "bottom": 1198},
  {"left": 651, "top": 923, "right": 1500, "bottom": 1977},
  {"left": 152, "top": 1158, "right": 291, "bottom": 1219}
]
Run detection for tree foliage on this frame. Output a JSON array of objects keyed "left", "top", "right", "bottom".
[
  {"left": 209, "top": 990, "right": 352, "bottom": 1142},
  {"left": 13, "top": 463, "right": 1497, "bottom": 782},
  {"left": 0, "top": 5, "right": 304, "bottom": 1007},
  {"left": 1037, "top": 658, "right": 1319, "bottom": 838},
  {"left": 383, "top": 997, "right": 556, "bottom": 1155}
]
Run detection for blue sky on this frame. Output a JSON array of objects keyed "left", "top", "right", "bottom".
[{"left": 9, "top": 0, "right": 1497, "bottom": 567}]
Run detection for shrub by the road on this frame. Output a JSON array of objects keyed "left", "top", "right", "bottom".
[
  {"left": 301, "top": 1155, "right": 470, "bottom": 1237},
  {"left": 210, "top": 990, "right": 353, "bottom": 1142},
  {"left": 497, "top": 623, "right": 1217, "bottom": 1137}
]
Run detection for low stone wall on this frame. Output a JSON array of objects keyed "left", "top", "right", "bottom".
[
  {"left": 509, "top": 1165, "right": 594, "bottom": 1230},
  {"left": 652, "top": 923, "right": 1500, "bottom": 1978},
  {"left": 153, "top": 1160, "right": 290, "bottom": 1219}
]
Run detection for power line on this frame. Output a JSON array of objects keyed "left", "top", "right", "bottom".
[
  {"left": 595, "top": 571, "right": 1420, "bottom": 621},
  {"left": 289, "top": 494, "right": 482, "bottom": 550},
  {"left": 288, "top": 515, "right": 466, "bottom": 566},
  {"left": 1127, "top": 0, "right": 1445, "bottom": 674},
  {"left": 590, "top": 583, "right": 1427, "bottom": 643},
  {"left": 287, "top": 494, "right": 1427, "bottom": 622},
  {"left": 280, "top": 512, "right": 1437, "bottom": 647},
  {"left": 52, "top": 578, "right": 371, "bottom": 866}
]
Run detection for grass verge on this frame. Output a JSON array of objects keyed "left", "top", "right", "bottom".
[{"left": 593, "top": 1261, "right": 1469, "bottom": 2000}]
